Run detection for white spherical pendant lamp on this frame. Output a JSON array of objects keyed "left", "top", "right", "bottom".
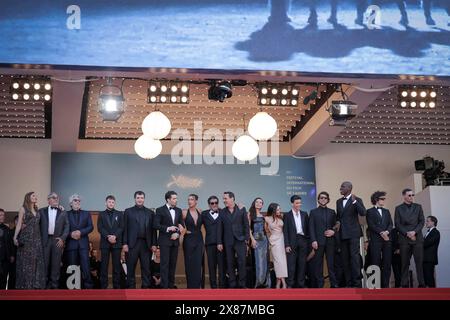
[
  {"left": 248, "top": 111, "right": 277, "bottom": 141},
  {"left": 141, "top": 111, "right": 171, "bottom": 139},
  {"left": 232, "top": 135, "right": 259, "bottom": 161},
  {"left": 134, "top": 135, "right": 162, "bottom": 159}
]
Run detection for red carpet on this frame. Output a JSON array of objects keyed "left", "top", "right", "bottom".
[{"left": 1, "top": 288, "right": 450, "bottom": 300}]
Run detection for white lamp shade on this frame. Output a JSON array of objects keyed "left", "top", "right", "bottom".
[
  {"left": 248, "top": 111, "right": 277, "bottom": 141},
  {"left": 134, "top": 135, "right": 162, "bottom": 159},
  {"left": 142, "top": 111, "right": 172, "bottom": 139},
  {"left": 232, "top": 135, "right": 259, "bottom": 161}
]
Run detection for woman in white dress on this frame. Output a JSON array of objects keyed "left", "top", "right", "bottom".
[{"left": 264, "top": 203, "right": 288, "bottom": 289}]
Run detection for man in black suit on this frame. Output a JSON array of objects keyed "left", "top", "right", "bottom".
[
  {"left": 217, "top": 191, "right": 249, "bottom": 288},
  {"left": 123, "top": 191, "right": 156, "bottom": 289},
  {"left": 394, "top": 188, "right": 425, "bottom": 288},
  {"left": 336, "top": 181, "right": 366, "bottom": 288},
  {"left": 283, "top": 195, "right": 309, "bottom": 288},
  {"left": 97, "top": 195, "right": 124, "bottom": 289},
  {"left": 423, "top": 216, "right": 440, "bottom": 287},
  {"left": 0, "top": 208, "right": 13, "bottom": 289},
  {"left": 154, "top": 190, "right": 185, "bottom": 289},
  {"left": 366, "top": 191, "right": 393, "bottom": 288},
  {"left": 390, "top": 227, "right": 402, "bottom": 288},
  {"left": 201, "top": 195, "right": 225, "bottom": 289},
  {"left": 309, "top": 191, "right": 339, "bottom": 288},
  {"left": 39, "top": 192, "right": 69, "bottom": 289}
]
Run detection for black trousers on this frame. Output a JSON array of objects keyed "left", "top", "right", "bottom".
[
  {"left": 126, "top": 239, "right": 151, "bottom": 288},
  {"left": 314, "top": 237, "right": 337, "bottom": 288},
  {"left": 423, "top": 262, "right": 436, "bottom": 288},
  {"left": 224, "top": 240, "right": 246, "bottom": 288},
  {"left": 400, "top": 242, "right": 424, "bottom": 287},
  {"left": 369, "top": 240, "right": 392, "bottom": 288},
  {"left": 66, "top": 249, "right": 93, "bottom": 289},
  {"left": 0, "top": 261, "right": 7, "bottom": 289},
  {"left": 286, "top": 234, "right": 307, "bottom": 288},
  {"left": 341, "top": 238, "right": 362, "bottom": 287},
  {"left": 206, "top": 244, "right": 225, "bottom": 288},
  {"left": 160, "top": 244, "right": 179, "bottom": 289},
  {"left": 391, "top": 253, "right": 402, "bottom": 287},
  {"left": 100, "top": 247, "right": 122, "bottom": 289},
  {"left": 44, "top": 236, "right": 64, "bottom": 289},
  {"left": 183, "top": 236, "right": 204, "bottom": 289}
]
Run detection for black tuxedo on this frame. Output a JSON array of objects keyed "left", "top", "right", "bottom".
[
  {"left": 0, "top": 223, "right": 12, "bottom": 289},
  {"left": 366, "top": 207, "right": 393, "bottom": 288},
  {"left": 336, "top": 195, "right": 365, "bottom": 287},
  {"left": 283, "top": 209, "right": 309, "bottom": 288},
  {"left": 201, "top": 210, "right": 225, "bottom": 288},
  {"left": 394, "top": 202, "right": 425, "bottom": 287},
  {"left": 309, "top": 207, "right": 337, "bottom": 287},
  {"left": 154, "top": 204, "right": 185, "bottom": 289},
  {"left": 217, "top": 205, "right": 249, "bottom": 288},
  {"left": 39, "top": 206, "right": 70, "bottom": 289},
  {"left": 97, "top": 209, "right": 124, "bottom": 289},
  {"left": 423, "top": 228, "right": 440, "bottom": 287},
  {"left": 123, "top": 205, "right": 156, "bottom": 288}
]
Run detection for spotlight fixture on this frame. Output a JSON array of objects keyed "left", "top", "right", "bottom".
[
  {"left": 147, "top": 80, "right": 190, "bottom": 104},
  {"left": 327, "top": 85, "right": 357, "bottom": 126},
  {"left": 10, "top": 77, "right": 53, "bottom": 102},
  {"left": 398, "top": 86, "right": 437, "bottom": 109},
  {"left": 208, "top": 81, "right": 233, "bottom": 102},
  {"left": 257, "top": 83, "right": 300, "bottom": 106},
  {"left": 98, "top": 78, "right": 125, "bottom": 121}
]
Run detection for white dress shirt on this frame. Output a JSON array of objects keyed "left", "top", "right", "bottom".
[
  {"left": 210, "top": 210, "right": 219, "bottom": 220},
  {"left": 48, "top": 206, "right": 57, "bottom": 235},
  {"left": 166, "top": 204, "right": 176, "bottom": 233},
  {"left": 293, "top": 210, "right": 304, "bottom": 235},
  {"left": 376, "top": 207, "right": 383, "bottom": 218},
  {"left": 343, "top": 194, "right": 357, "bottom": 207},
  {"left": 425, "top": 226, "right": 435, "bottom": 238}
]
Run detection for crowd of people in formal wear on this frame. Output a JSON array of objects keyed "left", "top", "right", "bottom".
[{"left": 0, "top": 181, "right": 441, "bottom": 290}]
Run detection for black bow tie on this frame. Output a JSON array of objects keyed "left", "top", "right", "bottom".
[
  {"left": 211, "top": 211, "right": 218, "bottom": 214},
  {"left": 51, "top": 207, "right": 58, "bottom": 210},
  {"left": 169, "top": 206, "right": 175, "bottom": 210}
]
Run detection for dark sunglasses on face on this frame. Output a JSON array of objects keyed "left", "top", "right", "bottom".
[
  {"left": 209, "top": 201, "right": 218, "bottom": 205},
  {"left": 407, "top": 194, "right": 415, "bottom": 197}
]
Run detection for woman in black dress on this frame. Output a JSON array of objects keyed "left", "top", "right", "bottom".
[
  {"left": 13, "top": 192, "right": 45, "bottom": 289},
  {"left": 182, "top": 194, "right": 204, "bottom": 288}
]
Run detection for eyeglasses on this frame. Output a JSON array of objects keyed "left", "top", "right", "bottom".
[
  {"left": 407, "top": 194, "right": 415, "bottom": 197},
  {"left": 379, "top": 197, "right": 386, "bottom": 200},
  {"left": 209, "top": 201, "right": 218, "bottom": 205},
  {"left": 72, "top": 199, "right": 81, "bottom": 202}
]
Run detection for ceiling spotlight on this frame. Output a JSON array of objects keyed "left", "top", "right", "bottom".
[
  {"left": 292, "top": 89, "right": 299, "bottom": 96},
  {"left": 281, "top": 89, "right": 288, "bottom": 95},
  {"left": 150, "top": 96, "right": 157, "bottom": 103},
  {"left": 281, "top": 99, "right": 287, "bottom": 105},
  {"left": 98, "top": 80, "right": 125, "bottom": 121},
  {"left": 420, "top": 101, "right": 426, "bottom": 108},
  {"left": 161, "top": 85, "right": 168, "bottom": 92},
  {"left": 208, "top": 81, "right": 232, "bottom": 102},
  {"left": 401, "top": 91, "right": 408, "bottom": 97},
  {"left": 430, "top": 91, "right": 437, "bottom": 98},
  {"left": 23, "top": 83, "right": 30, "bottom": 90},
  {"left": 400, "top": 101, "right": 407, "bottom": 107},
  {"left": 171, "top": 85, "right": 178, "bottom": 92},
  {"left": 181, "top": 96, "right": 188, "bottom": 103},
  {"left": 44, "top": 83, "right": 52, "bottom": 91},
  {"left": 411, "top": 91, "right": 417, "bottom": 97},
  {"left": 34, "top": 83, "right": 41, "bottom": 90},
  {"left": 291, "top": 99, "right": 298, "bottom": 106},
  {"left": 160, "top": 96, "right": 167, "bottom": 103},
  {"left": 260, "top": 98, "right": 267, "bottom": 105},
  {"left": 420, "top": 91, "right": 427, "bottom": 98},
  {"left": 44, "top": 94, "right": 51, "bottom": 101},
  {"left": 23, "top": 93, "right": 30, "bottom": 100},
  {"left": 429, "top": 101, "right": 436, "bottom": 108},
  {"left": 150, "top": 85, "right": 157, "bottom": 92},
  {"left": 261, "top": 87, "right": 268, "bottom": 95},
  {"left": 181, "top": 85, "right": 189, "bottom": 93},
  {"left": 270, "top": 98, "right": 277, "bottom": 105},
  {"left": 410, "top": 101, "right": 417, "bottom": 107},
  {"left": 33, "top": 94, "right": 40, "bottom": 101},
  {"left": 170, "top": 96, "right": 177, "bottom": 103},
  {"left": 329, "top": 100, "right": 357, "bottom": 126},
  {"left": 271, "top": 88, "right": 278, "bottom": 95},
  {"left": 12, "top": 93, "right": 19, "bottom": 100},
  {"left": 12, "top": 82, "right": 19, "bottom": 89}
]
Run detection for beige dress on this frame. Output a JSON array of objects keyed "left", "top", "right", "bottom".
[{"left": 265, "top": 216, "right": 288, "bottom": 278}]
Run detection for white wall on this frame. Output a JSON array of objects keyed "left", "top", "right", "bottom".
[
  {"left": 0, "top": 139, "right": 51, "bottom": 211},
  {"left": 315, "top": 143, "right": 450, "bottom": 212}
]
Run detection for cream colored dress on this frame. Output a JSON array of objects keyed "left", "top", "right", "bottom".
[{"left": 265, "top": 216, "right": 288, "bottom": 278}]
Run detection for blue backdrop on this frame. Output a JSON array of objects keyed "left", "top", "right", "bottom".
[
  {"left": 51, "top": 152, "right": 317, "bottom": 212},
  {"left": 0, "top": 0, "right": 449, "bottom": 76}
]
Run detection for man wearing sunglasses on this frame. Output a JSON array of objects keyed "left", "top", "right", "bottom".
[
  {"left": 394, "top": 188, "right": 425, "bottom": 288},
  {"left": 201, "top": 195, "right": 225, "bottom": 289}
]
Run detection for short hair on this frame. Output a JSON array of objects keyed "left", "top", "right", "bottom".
[
  {"left": 188, "top": 194, "right": 199, "bottom": 201},
  {"left": 223, "top": 191, "right": 235, "bottom": 200},
  {"left": 427, "top": 215, "right": 438, "bottom": 226},
  {"left": 341, "top": 181, "right": 353, "bottom": 189},
  {"left": 165, "top": 191, "right": 177, "bottom": 201},
  {"left": 47, "top": 192, "right": 59, "bottom": 199},
  {"left": 134, "top": 191, "right": 145, "bottom": 199},
  {"left": 105, "top": 195, "right": 116, "bottom": 201},
  {"left": 371, "top": 191, "right": 387, "bottom": 205},
  {"left": 207, "top": 196, "right": 218, "bottom": 204},
  {"left": 0, "top": 208, "right": 4, "bottom": 213},
  {"left": 69, "top": 194, "right": 81, "bottom": 203},
  {"left": 402, "top": 188, "right": 413, "bottom": 195},
  {"left": 317, "top": 191, "right": 330, "bottom": 201},
  {"left": 290, "top": 195, "right": 301, "bottom": 203}
]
